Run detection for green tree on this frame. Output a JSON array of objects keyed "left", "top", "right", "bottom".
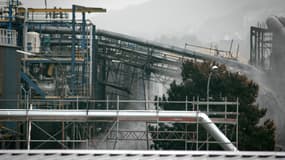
[{"left": 150, "top": 61, "right": 275, "bottom": 151}]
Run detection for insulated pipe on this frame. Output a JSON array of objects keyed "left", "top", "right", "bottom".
[
  {"left": 96, "top": 29, "right": 254, "bottom": 72},
  {"left": 27, "top": 26, "right": 254, "bottom": 72},
  {"left": 29, "top": 26, "right": 80, "bottom": 34},
  {"left": 198, "top": 113, "right": 237, "bottom": 151},
  {"left": 0, "top": 109, "right": 237, "bottom": 151}
]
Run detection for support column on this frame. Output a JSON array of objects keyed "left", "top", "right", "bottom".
[{"left": 71, "top": 5, "right": 76, "bottom": 95}]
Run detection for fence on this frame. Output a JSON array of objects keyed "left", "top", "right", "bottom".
[{"left": 0, "top": 28, "right": 17, "bottom": 47}]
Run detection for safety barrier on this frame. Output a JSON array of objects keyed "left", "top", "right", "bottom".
[{"left": 0, "top": 28, "right": 17, "bottom": 47}]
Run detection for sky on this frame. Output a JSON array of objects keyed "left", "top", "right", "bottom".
[
  {"left": 21, "top": 0, "right": 151, "bottom": 11},
  {"left": 21, "top": 0, "right": 285, "bottom": 61}
]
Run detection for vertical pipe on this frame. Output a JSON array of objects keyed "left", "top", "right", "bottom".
[
  {"left": 185, "top": 96, "right": 188, "bottom": 111},
  {"left": 250, "top": 28, "right": 253, "bottom": 65},
  {"left": 71, "top": 5, "right": 76, "bottom": 95},
  {"left": 27, "top": 104, "right": 32, "bottom": 150},
  {"left": 8, "top": 0, "right": 12, "bottom": 31},
  {"left": 261, "top": 32, "right": 264, "bottom": 68},
  {"left": 225, "top": 97, "right": 228, "bottom": 137},
  {"left": 27, "top": 120, "right": 31, "bottom": 150},
  {"left": 185, "top": 122, "right": 187, "bottom": 150},
  {"left": 62, "top": 121, "right": 64, "bottom": 149},
  {"left": 196, "top": 97, "right": 199, "bottom": 150},
  {"left": 72, "top": 6, "right": 78, "bottom": 143},
  {"left": 76, "top": 96, "right": 79, "bottom": 110},
  {"left": 23, "top": 9, "right": 28, "bottom": 73},
  {"left": 89, "top": 24, "right": 93, "bottom": 97},
  {"left": 256, "top": 31, "right": 260, "bottom": 65},
  {"left": 81, "top": 12, "right": 86, "bottom": 49},
  {"left": 81, "top": 12, "right": 86, "bottom": 93},
  {"left": 185, "top": 96, "right": 188, "bottom": 150},
  {"left": 207, "top": 72, "right": 213, "bottom": 113},
  {"left": 143, "top": 59, "right": 150, "bottom": 149},
  {"left": 72, "top": 122, "right": 75, "bottom": 149},
  {"left": 115, "top": 96, "right": 119, "bottom": 149},
  {"left": 106, "top": 95, "right": 109, "bottom": 110},
  {"left": 254, "top": 31, "right": 257, "bottom": 65},
  {"left": 236, "top": 97, "right": 239, "bottom": 149},
  {"left": 92, "top": 25, "right": 96, "bottom": 98}
]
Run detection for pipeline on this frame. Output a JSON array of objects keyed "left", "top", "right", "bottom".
[
  {"left": 28, "top": 26, "right": 254, "bottom": 72},
  {"left": 97, "top": 29, "right": 254, "bottom": 72},
  {"left": 0, "top": 109, "right": 237, "bottom": 151}
]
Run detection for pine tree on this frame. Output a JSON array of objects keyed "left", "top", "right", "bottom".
[{"left": 150, "top": 60, "right": 275, "bottom": 151}]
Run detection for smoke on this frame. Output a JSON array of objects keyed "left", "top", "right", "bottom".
[
  {"left": 243, "top": 65, "right": 285, "bottom": 149},
  {"left": 262, "top": 16, "right": 285, "bottom": 149}
]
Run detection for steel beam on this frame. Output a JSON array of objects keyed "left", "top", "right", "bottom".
[
  {"left": 18, "top": 8, "right": 106, "bottom": 13},
  {"left": 27, "top": 26, "right": 255, "bottom": 72}
]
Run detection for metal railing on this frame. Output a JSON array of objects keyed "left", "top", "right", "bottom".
[
  {"left": 0, "top": 28, "right": 17, "bottom": 47},
  {"left": 0, "top": 97, "right": 238, "bottom": 150}
]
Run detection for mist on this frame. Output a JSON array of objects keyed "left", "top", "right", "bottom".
[
  {"left": 92, "top": 0, "right": 285, "bottom": 61},
  {"left": 20, "top": 0, "right": 285, "bottom": 149},
  {"left": 21, "top": 0, "right": 285, "bottom": 61}
]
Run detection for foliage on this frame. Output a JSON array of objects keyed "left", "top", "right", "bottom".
[{"left": 150, "top": 61, "right": 275, "bottom": 151}]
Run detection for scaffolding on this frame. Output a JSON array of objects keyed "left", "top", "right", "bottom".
[
  {"left": 0, "top": 98, "right": 239, "bottom": 150},
  {"left": 250, "top": 26, "right": 272, "bottom": 71}
]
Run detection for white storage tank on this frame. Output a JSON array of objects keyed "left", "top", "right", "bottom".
[{"left": 27, "top": 32, "right": 41, "bottom": 53}]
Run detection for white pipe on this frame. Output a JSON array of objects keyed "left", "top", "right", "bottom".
[
  {"left": 0, "top": 109, "right": 237, "bottom": 151},
  {"left": 89, "top": 26, "right": 93, "bottom": 97}
]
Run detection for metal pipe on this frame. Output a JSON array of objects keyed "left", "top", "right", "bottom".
[
  {"left": 89, "top": 25, "right": 93, "bottom": 97},
  {"left": 207, "top": 71, "right": 213, "bottom": 113},
  {"left": 29, "top": 26, "right": 78, "bottom": 34},
  {"left": 96, "top": 29, "right": 254, "bottom": 72},
  {"left": 71, "top": 5, "right": 76, "bottom": 95},
  {"left": 0, "top": 109, "right": 237, "bottom": 151},
  {"left": 27, "top": 26, "right": 254, "bottom": 72}
]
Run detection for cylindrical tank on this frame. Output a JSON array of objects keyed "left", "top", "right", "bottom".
[{"left": 27, "top": 32, "right": 41, "bottom": 53}]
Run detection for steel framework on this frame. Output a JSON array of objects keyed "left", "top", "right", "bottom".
[
  {"left": 0, "top": 98, "right": 239, "bottom": 151},
  {"left": 250, "top": 26, "right": 272, "bottom": 70}
]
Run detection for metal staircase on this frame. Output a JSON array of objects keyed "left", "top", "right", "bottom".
[{"left": 20, "top": 71, "right": 46, "bottom": 98}]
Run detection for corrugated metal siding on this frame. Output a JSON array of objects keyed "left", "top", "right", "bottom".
[{"left": 0, "top": 150, "right": 285, "bottom": 160}]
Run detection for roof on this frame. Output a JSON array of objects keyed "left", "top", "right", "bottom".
[{"left": 1, "top": 150, "right": 285, "bottom": 160}]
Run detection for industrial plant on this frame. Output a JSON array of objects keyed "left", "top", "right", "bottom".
[{"left": 0, "top": 0, "right": 285, "bottom": 159}]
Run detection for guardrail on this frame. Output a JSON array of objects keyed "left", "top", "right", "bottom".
[{"left": 0, "top": 28, "right": 17, "bottom": 47}]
